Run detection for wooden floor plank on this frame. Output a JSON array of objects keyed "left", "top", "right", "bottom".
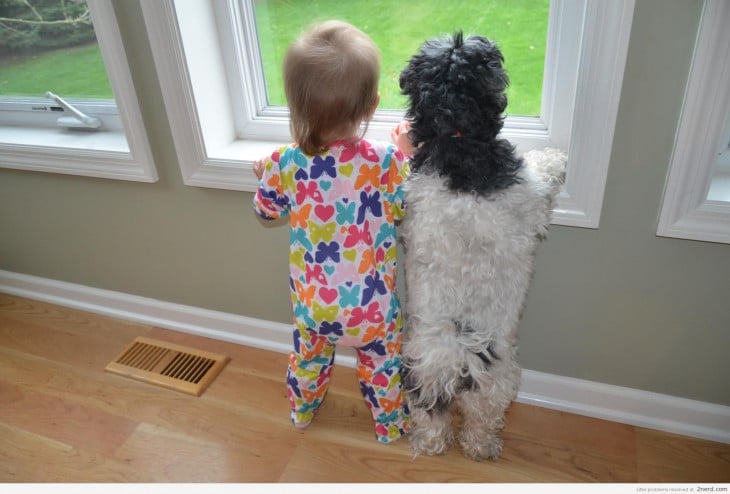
[
  {"left": 278, "top": 434, "right": 534, "bottom": 483},
  {"left": 636, "top": 428, "right": 730, "bottom": 482},
  {"left": 112, "top": 422, "right": 299, "bottom": 482},
  {"left": 0, "top": 422, "right": 157, "bottom": 482},
  {"left": 500, "top": 403, "right": 638, "bottom": 482},
  {"left": 0, "top": 297, "right": 151, "bottom": 371},
  {"left": 1, "top": 293, "right": 728, "bottom": 483},
  {"left": 0, "top": 380, "right": 138, "bottom": 457}
]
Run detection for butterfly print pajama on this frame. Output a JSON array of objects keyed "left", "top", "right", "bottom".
[{"left": 253, "top": 139, "right": 411, "bottom": 443}]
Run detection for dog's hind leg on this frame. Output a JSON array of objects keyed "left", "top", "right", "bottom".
[
  {"left": 456, "top": 389, "right": 510, "bottom": 461},
  {"left": 407, "top": 404, "right": 454, "bottom": 457},
  {"left": 457, "top": 351, "right": 520, "bottom": 462}
]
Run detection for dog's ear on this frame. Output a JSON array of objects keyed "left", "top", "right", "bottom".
[{"left": 452, "top": 35, "right": 509, "bottom": 106}]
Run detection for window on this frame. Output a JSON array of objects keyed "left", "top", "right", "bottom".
[
  {"left": 142, "top": 0, "right": 634, "bottom": 228},
  {"left": 252, "top": 1, "right": 549, "bottom": 116},
  {"left": 657, "top": 0, "right": 730, "bottom": 244},
  {"left": 0, "top": 0, "right": 157, "bottom": 182}
]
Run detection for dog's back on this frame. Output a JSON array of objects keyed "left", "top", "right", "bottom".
[
  {"left": 400, "top": 149, "right": 566, "bottom": 420},
  {"left": 400, "top": 148, "right": 565, "bottom": 373}
]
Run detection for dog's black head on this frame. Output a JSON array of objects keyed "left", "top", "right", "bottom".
[{"left": 400, "top": 31, "right": 522, "bottom": 195}]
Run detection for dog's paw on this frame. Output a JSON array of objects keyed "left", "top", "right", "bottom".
[
  {"left": 524, "top": 147, "right": 567, "bottom": 186},
  {"left": 409, "top": 427, "right": 454, "bottom": 457},
  {"left": 459, "top": 433, "right": 504, "bottom": 461}
]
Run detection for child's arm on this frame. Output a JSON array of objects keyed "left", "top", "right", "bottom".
[
  {"left": 253, "top": 157, "right": 266, "bottom": 180},
  {"left": 253, "top": 149, "right": 290, "bottom": 220},
  {"left": 390, "top": 120, "right": 416, "bottom": 156},
  {"left": 383, "top": 134, "right": 411, "bottom": 222}
]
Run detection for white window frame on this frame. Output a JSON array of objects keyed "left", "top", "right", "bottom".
[
  {"left": 142, "top": 0, "right": 634, "bottom": 228},
  {"left": 656, "top": 0, "right": 730, "bottom": 244},
  {"left": 0, "top": 0, "right": 157, "bottom": 183}
]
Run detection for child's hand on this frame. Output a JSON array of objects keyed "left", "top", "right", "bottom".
[
  {"left": 253, "top": 157, "right": 267, "bottom": 180},
  {"left": 391, "top": 120, "right": 416, "bottom": 156}
]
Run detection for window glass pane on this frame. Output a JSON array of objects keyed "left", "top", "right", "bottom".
[
  {"left": 0, "top": 0, "right": 112, "bottom": 99},
  {"left": 254, "top": 0, "right": 548, "bottom": 116}
]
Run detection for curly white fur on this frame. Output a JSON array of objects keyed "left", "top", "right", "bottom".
[{"left": 400, "top": 147, "right": 566, "bottom": 460}]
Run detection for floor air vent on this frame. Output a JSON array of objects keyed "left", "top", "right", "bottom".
[{"left": 105, "top": 336, "right": 229, "bottom": 396}]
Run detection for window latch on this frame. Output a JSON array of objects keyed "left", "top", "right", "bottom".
[{"left": 45, "top": 91, "right": 102, "bottom": 130}]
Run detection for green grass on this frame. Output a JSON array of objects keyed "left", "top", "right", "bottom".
[
  {"left": 0, "top": 0, "right": 548, "bottom": 115},
  {"left": 0, "top": 43, "right": 113, "bottom": 99},
  {"left": 255, "top": 0, "right": 549, "bottom": 116}
]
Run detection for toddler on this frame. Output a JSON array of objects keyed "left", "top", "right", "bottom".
[{"left": 253, "top": 20, "right": 411, "bottom": 443}]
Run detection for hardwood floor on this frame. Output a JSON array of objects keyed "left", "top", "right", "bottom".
[{"left": 1, "top": 292, "right": 728, "bottom": 483}]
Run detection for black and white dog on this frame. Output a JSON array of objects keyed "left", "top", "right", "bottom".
[{"left": 398, "top": 32, "right": 566, "bottom": 460}]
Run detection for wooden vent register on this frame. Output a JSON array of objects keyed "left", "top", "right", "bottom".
[{"left": 105, "top": 336, "right": 229, "bottom": 396}]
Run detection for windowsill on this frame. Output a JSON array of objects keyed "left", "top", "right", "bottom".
[
  {"left": 213, "top": 117, "right": 550, "bottom": 160},
  {"left": 0, "top": 125, "right": 156, "bottom": 182},
  {"left": 0, "top": 125, "right": 129, "bottom": 153},
  {"left": 197, "top": 110, "right": 556, "bottom": 191}
]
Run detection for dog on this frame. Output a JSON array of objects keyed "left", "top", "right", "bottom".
[{"left": 398, "top": 31, "right": 566, "bottom": 461}]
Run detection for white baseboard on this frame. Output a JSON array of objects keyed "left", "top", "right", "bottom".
[{"left": 1, "top": 269, "right": 728, "bottom": 444}]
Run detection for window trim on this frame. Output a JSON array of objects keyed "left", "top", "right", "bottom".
[
  {"left": 142, "top": 0, "right": 635, "bottom": 228},
  {"left": 656, "top": 0, "right": 730, "bottom": 244},
  {"left": 0, "top": 0, "right": 158, "bottom": 183}
]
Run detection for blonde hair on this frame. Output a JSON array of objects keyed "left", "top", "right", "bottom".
[{"left": 284, "top": 20, "right": 380, "bottom": 155}]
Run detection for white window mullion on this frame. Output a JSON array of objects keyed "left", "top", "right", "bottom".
[
  {"left": 87, "top": 0, "right": 157, "bottom": 180},
  {"left": 555, "top": 0, "right": 635, "bottom": 228}
]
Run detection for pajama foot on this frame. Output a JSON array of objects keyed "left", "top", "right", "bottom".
[
  {"left": 375, "top": 417, "right": 410, "bottom": 443},
  {"left": 291, "top": 410, "right": 314, "bottom": 429}
]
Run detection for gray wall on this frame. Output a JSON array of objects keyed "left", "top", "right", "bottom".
[{"left": 1, "top": 0, "right": 728, "bottom": 405}]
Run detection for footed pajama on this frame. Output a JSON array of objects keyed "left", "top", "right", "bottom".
[{"left": 253, "top": 138, "right": 411, "bottom": 442}]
